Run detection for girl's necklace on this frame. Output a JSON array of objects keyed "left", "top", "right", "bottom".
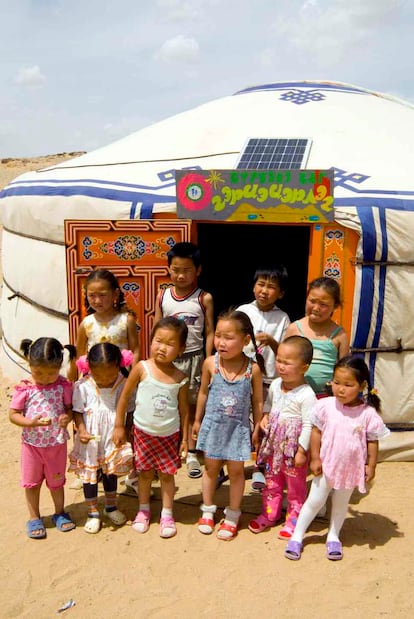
[{"left": 220, "top": 357, "right": 246, "bottom": 381}]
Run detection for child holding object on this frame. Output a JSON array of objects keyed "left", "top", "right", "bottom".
[
  {"left": 113, "top": 317, "right": 190, "bottom": 538},
  {"left": 285, "top": 355, "right": 389, "bottom": 561},
  {"left": 284, "top": 277, "right": 349, "bottom": 397},
  {"left": 249, "top": 336, "right": 316, "bottom": 539},
  {"left": 192, "top": 310, "right": 264, "bottom": 540},
  {"left": 9, "top": 338, "right": 76, "bottom": 539},
  {"left": 69, "top": 343, "right": 134, "bottom": 534}
]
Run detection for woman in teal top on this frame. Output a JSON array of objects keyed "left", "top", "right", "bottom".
[{"left": 284, "top": 278, "right": 350, "bottom": 396}]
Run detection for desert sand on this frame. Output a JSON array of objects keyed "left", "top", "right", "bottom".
[{"left": 0, "top": 158, "right": 413, "bottom": 618}]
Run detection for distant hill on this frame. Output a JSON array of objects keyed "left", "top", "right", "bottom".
[{"left": 0, "top": 151, "right": 86, "bottom": 190}]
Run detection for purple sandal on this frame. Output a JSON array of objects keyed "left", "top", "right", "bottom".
[
  {"left": 326, "top": 540, "right": 343, "bottom": 561},
  {"left": 284, "top": 540, "right": 303, "bottom": 561}
]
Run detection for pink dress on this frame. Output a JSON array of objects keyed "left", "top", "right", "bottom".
[{"left": 312, "top": 397, "right": 389, "bottom": 493}]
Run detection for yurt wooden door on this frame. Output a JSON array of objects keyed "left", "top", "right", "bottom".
[{"left": 65, "top": 219, "right": 191, "bottom": 358}]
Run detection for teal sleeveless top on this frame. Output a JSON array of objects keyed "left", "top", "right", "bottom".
[{"left": 295, "top": 320, "right": 342, "bottom": 395}]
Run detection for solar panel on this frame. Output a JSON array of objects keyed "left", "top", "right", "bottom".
[{"left": 236, "top": 138, "right": 311, "bottom": 169}]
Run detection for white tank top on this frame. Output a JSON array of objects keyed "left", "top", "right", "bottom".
[{"left": 159, "top": 287, "right": 206, "bottom": 353}]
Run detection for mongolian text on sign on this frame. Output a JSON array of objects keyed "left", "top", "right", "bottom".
[{"left": 175, "top": 169, "right": 334, "bottom": 223}]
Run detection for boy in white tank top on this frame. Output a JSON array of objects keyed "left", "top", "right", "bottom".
[{"left": 154, "top": 242, "right": 214, "bottom": 478}]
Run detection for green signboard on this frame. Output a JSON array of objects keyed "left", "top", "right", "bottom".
[{"left": 176, "top": 169, "right": 334, "bottom": 223}]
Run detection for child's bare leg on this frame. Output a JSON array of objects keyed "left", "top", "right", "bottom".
[
  {"left": 198, "top": 457, "right": 222, "bottom": 534},
  {"left": 158, "top": 471, "right": 177, "bottom": 538},
  {"left": 137, "top": 469, "right": 154, "bottom": 505},
  {"left": 25, "top": 485, "right": 41, "bottom": 519},
  {"left": 50, "top": 486, "right": 65, "bottom": 515},
  {"left": 202, "top": 458, "right": 223, "bottom": 505},
  {"left": 217, "top": 461, "right": 244, "bottom": 540},
  {"left": 132, "top": 469, "right": 154, "bottom": 533},
  {"left": 187, "top": 404, "right": 202, "bottom": 478}
]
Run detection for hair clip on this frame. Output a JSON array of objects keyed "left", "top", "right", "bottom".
[
  {"left": 120, "top": 349, "right": 134, "bottom": 367},
  {"left": 76, "top": 355, "right": 89, "bottom": 374},
  {"left": 370, "top": 388, "right": 378, "bottom": 396}
]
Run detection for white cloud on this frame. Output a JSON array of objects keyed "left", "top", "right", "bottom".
[
  {"left": 156, "top": 0, "right": 219, "bottom": 22},
  {"left": 155, "top": 34, "right": 200, "bottom": 63},
  {"left": 14, "top": 65, "right": 46, "bottom": 87}
]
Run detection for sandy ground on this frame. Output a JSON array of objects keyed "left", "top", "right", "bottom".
[{"left": 0, "top": 158, "right": 413, "bottom": 618}]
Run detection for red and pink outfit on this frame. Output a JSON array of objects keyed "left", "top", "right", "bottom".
[
  {"left": 251, "top": 378, "right": 316, "bottom": 537},
  {"left": 11, "top": 376, "right": 73, "bottom": 489}
]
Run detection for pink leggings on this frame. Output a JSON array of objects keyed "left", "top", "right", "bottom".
[{"left": 262, "top": 459, "right": 308, "bottom": 524}]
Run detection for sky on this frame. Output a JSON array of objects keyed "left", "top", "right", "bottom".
[{"left": 0, "top": 0, "right": 413, "bottom": 157}]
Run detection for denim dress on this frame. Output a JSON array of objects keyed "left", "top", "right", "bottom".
[{"left": 196, "top": 354, "right": 252, "bottom": 461}]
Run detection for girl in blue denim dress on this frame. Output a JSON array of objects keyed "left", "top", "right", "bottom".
[{"left": 192, "top": 310, "right": 264, "bottom": 540}]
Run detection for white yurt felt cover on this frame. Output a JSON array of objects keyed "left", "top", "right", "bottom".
[{"left": 1, "top": 80, "right": 413, "bottom": 459}]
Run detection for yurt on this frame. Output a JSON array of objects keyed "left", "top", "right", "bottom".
[{"left": 1, "top": 80, "right": 413, "bottom": 459}]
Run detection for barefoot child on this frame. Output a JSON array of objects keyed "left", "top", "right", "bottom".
[
  {"left": 69, "top": 343, "right": 134, "bottom": 533},
  {"left": 285, "top": 355, "right": 389, "bottom": 561},
  {"left": 249, "top": 336, "right": 316, "bottom": 539},
  {"left": 192, "top": 310, "right": 264, "bottom": 540},
  {"left": 9, "top": 338, "right": 76, "bottom": 538},
  {"left": 113, "top": 317, "right": 190, "bottom": 538}
]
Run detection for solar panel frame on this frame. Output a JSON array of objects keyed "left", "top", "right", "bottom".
[{"left": 236, "top": 138, "right": 312, "bottom": 170}]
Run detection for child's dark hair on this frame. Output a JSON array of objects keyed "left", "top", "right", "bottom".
[
  {"left": 217, "top": 309, "right": 266, "bottom": 375},
  {"left": 84, "top": 269, "right": 126, "bottom": 314},
  {"left": 334, "top": 355, "right": 381, "bottom": 412},
  {"left": 21, "top": 338, "right": 76, "bottom": 366},
  {"left": 151, "top": 316, "right": 188, "bottom": 349},
  {"left": 253, "top": 264, "right": 288, "bottom": 293},
  {"left": 307, "top": 276, "right": 341, "bottom": 308},
  {"left": 167, "top": 242, "right": 201, "bottom": 268},
  {"left": 282, "top": 335, "right": 313, "bottom": 366},
  {"left": 87, "top": 342, "right": 122, "bottom": 368}
]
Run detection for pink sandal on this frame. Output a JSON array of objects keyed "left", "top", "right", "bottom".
[
  {"left": 248, "top": 514, "right": 275, "bottom": 534},
  {"left": 159, "top": 515, "right": 177, "bottom": 538},
  {"left": 132, "top": 510, "right": 150, "bottom": 534}
]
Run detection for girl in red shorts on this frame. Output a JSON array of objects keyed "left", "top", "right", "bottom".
[
  {"left": 113, "top": 317, "right": 190, "bottom": 538},
  {"left": 9, "top": 337, "right": 77, "bottom": 539}
]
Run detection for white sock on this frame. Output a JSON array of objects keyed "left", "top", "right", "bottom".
[
  {"left": 161, "top": 507, "right": 173, "bottom": 519},
  {"left": 218, "top": 507, "right": 241, "bottom": 539},
  {"left": 326, "top": 488, "right": 353, "bottom": 543},
  {"left": 198, "top": 504, "right": 217, "bottom": 533}
]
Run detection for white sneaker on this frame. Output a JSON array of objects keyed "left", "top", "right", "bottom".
[{"left": 124, "top": 476, "right": 138, "bottom": 496}]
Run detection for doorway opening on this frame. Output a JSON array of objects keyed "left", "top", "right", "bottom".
[{"left": 196, "top": 223, "right": 311, "bottom": 322}]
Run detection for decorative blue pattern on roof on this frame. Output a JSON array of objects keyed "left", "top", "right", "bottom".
[
  {"left": 234, "top": 81, "right": 369, "bottom": 97},
  {"left": 279, "top": 89, "right": 326, "bottom": 105}
]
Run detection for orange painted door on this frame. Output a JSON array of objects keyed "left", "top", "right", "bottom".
[{"left": 65, "top": 219, "right": 191, "bottom": 358}]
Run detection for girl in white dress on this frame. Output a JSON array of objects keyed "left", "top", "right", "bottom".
[{"left": 69, "top": 343, "right": 134, "bottom": 533}]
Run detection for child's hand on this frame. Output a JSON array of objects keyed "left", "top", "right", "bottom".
[
  {"left": 365, "top": 463, "right": 376, "bottom": 483},
  {"left": 255, "top": 332, "right": 273, "bottom": 348},
  {"left": 112, "top": 426, "right": 126, "bottom": 447},
  {"left": 180, "top": 439, "right": 188, "bottom": 460},
  {"left": 251, "top": 425, "right": 261, "bottom": 453},
  {"left": 259, "top": 413, "right": 269, "bottom": 432},
  {"left": 310, "top": 457, "right": 322, "bottom": 476},
  {"left": 58, "top": 413, "right": 72, "bottom": 428},
  {"left": 192, "top": 421, "right": 200, "bottom": 442},
  {"left": 78, "top": 429, "right": 92, "bottom": 444},
  {"left": 294, "top": 448, "right": 308, "bottom": 468},
  {"left": 30, "top": 415, "right": 51, "bottom": 427}
]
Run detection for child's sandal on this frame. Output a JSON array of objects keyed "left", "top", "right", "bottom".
[
  {"left": 217, "top": 520, "right": 238, "bottom": 541},
  {"left": 198, "top": 516, "right": 215, "bottom": 535},
  {"left": 84, "top": 516, "right": 101, "bottom": 534},
  {"left": 132, "top": 510, "right": 150, "bottom": 534},
  {"left": 105, "top": 509, "right": 127, "bottom": 526}
]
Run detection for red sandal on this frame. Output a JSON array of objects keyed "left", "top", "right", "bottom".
[
  {"left": 217, "top": 520, "right": 238, "bottom": 541},
  {"left": 198, "top": 516, "right": 215, "bottom": 535}
]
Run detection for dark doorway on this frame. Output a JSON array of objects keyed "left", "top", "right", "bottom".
[{"left": 197, "top": 223, "right": 310, "bottom": 322}]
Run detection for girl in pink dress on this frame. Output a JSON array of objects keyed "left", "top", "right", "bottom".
[
  {"left": 285, "top": 355, "right": 389, "bottom": 561},
  {"left": 9, "top": 337, "right": 77, "bottom": 539}
]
